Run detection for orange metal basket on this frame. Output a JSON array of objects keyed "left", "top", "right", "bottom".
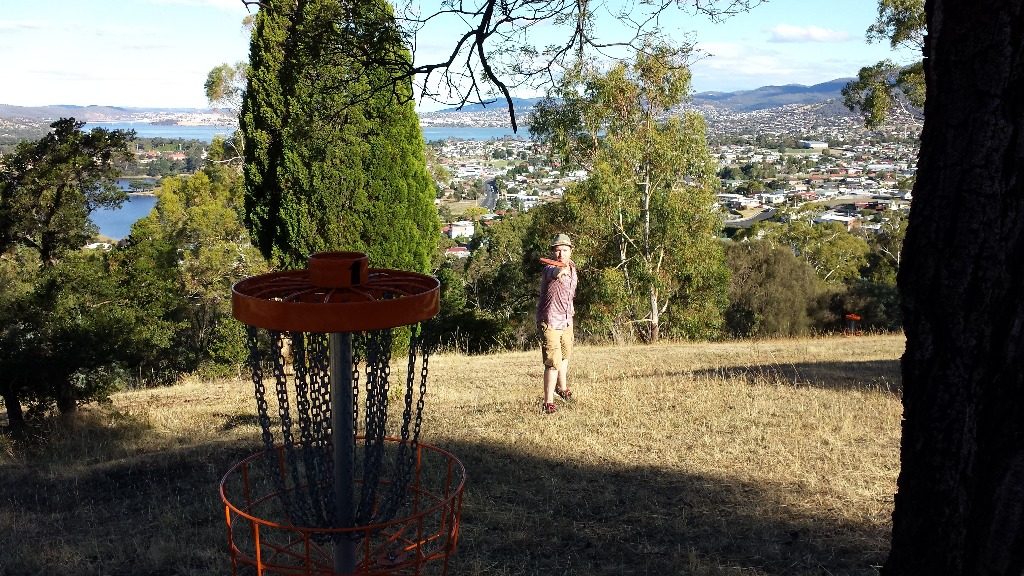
[
  {"left": 227, "top": 253, "right": 461, "bottom": 575},
  {"left": 221, "top": 439, "right": 465, "bottom": 576}
]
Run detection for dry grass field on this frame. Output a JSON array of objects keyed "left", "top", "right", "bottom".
[{"left": 0, "top": 334, "right": 905, "bottom": 576}]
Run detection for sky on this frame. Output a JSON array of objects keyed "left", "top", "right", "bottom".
[{"left": 0, "top": 0, "right": 919, "bottom": 111}]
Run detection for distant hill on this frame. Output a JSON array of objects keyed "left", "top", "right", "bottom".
[
  {"left": 422, "top": 79, "right": 854, "bottom": 117},
  {"left": 692, "top": 79, "right": 853, "bottom": 112},
  {"left": 2, "top": 79, "right": 852, "bottom": 122},
  {"left": 433, "top": 97, "right": 545, "bottom": 113},
  {"left": 0, "top": 104, "right": 216, "bottom": 122},
  {"left": 1, "top": 78, "right": 857, "bottom": 136}
]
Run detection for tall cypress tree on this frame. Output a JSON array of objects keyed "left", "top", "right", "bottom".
[{"left": 240, "top": 0, "right": 437, "bottom": 273}]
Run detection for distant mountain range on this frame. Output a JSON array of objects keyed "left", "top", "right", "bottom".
[
  {"left": 0, "top": 78, "right": 855, "bottom": 127},
  {"left": 0, "top": 104, "right": 215, "bottom": 122},
  {"left": 431, "top": 78, "right": 855, "bottom": 115},
  {"left": 691, "top": 79, "right": 854, "bottom": 112}
]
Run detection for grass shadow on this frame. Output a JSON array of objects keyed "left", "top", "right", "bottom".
[
  {"left": 217, "top": 412, "right": 261, "bottom": 432},
  {"left": 0, "top": 432, "right": 891, "bottom": 575},
  {"left": 442, "top": 438, "right": 889, "bottom": 575},
  {"left": 688, "top": 359, "right": 902, "bottom": 394},
  {"left": 0, "top": 430, "right": 261, "bottom": 576},
  {"left": 1, "top": 386, "right": 895, "bottom": 576}
]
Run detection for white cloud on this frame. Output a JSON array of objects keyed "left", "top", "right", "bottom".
[
  {"left": 769, "top": 24, "right": 850, "bottom": 43},
  {"left": 0, "top": 19, "right": 47, "bottom": 32},
  {"left": 690, "top": 41, "right": 859, "bottom": 92},
  {"left": 148, "top": 0, "right": 252, "bottom": 11}
]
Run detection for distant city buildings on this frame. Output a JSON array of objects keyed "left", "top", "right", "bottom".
[{"left": 798, "top": 140, "right": 829, "bottom": 149}]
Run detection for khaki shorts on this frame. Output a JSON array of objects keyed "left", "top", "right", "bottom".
[{"left": 539, "top": 323, "right": 574, "bottom": 369}]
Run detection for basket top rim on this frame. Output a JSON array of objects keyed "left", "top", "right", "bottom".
[{"left": 231, "top": 252, "right": 439, "bottom": 332}]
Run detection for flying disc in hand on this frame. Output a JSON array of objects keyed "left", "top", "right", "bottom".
[{"left": 540, "top": 257, "right": 567, "bottom": 268}]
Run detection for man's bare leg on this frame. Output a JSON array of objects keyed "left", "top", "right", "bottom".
[
  {"left": 557, "top": 359, "right": 569, "bottom": 395},
  {"left": 544, "top": 366, "right": 558, "bottom": 404}
]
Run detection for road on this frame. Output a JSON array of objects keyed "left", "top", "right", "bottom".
[
  {"left": 479, "top": 178, "right": 497, "bottom": 211},
  {"left": 723, "top": 207, "right": 777, "bottom": 229}
]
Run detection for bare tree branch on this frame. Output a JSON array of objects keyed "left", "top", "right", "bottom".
[{"left": 240, "top": 0, "right": 763, "bottom": 129}]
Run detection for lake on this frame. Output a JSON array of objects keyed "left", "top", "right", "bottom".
[
  {"left": 422, "top": 126, "right": 525, "bottom": 141},
  {"left": 87, "top": 123, "right": 527, "bottom": 237},
  {"left": 91, "top": 194, "right": 157, "bottom": 240},
  {"left": 85, "top": 122, "right": 237, "bottom": 142},
  {"left": 85, "top": 122, "right": 527, "bottom": 143}
]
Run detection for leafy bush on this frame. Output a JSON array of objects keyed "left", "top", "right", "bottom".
[{"left": 724, "top": 240, "right": 823, "bottom": 338}]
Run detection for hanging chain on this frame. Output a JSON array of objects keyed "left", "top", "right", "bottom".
[
  {"left": 307, "top": 333, "right": 331, "bottom": 449},
  {"left": 308, "top": 332, "right": 335, "bottom": 530},
  {"left": 380, "top": 323, "right": 426, "bottom": 519},
  {"left": 414, "top": 323, "right": 430, "bottom": 449},
  {"left": 244, "top": 321, "right": 432, "bottom": 532},
  {"left": 358, "top": 329, "right": 391, "bottom": 524},
  {"left": 290, "top": 332, "right": 331, "bottom": 527},
  {"left": 246, "top": 326, "right": 274, "bottom": 452},
  {"left": 272, "top": 331, "right": 314, "bottom": 525},
  {"left": 400, "top": 325, "right": 418, "bottom": 446},
  {"left": 351, "top": 332, "right": 362, "bottom": 443}
]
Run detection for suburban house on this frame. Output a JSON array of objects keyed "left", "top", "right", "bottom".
[{"left": 449, "top": 220, "right": 475, "bottom": 239}]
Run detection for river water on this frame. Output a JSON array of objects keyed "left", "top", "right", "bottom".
[
  {"left": 88, "top": 124, "right": 522, "bottom": 238},
  {"left": 92, "top": 194, "right": 158, "bottom": 240},
  {"left": 85, "top": 122, "right": 526, "bottom": 143}
]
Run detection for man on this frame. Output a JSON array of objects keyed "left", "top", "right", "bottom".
[{"left": 536, "top": 233, "right": 578, "bottom": 414}]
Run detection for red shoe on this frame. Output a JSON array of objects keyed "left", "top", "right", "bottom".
[
  {"left": 542, "top": 402, "right": 558, "bottom": 414},
  {"left": 555, "top": 387, "right": 573, "bottom": 401}
]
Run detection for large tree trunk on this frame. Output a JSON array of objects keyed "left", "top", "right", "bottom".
[
  {"left": 884, "top": 1, "right": 1024, "bottom": 574},
  {"left": 56, "top": 382, "right": 77, "bottom": 416},
  {"left": 1, "top": 386, "right": 25, "bottom": 435}
]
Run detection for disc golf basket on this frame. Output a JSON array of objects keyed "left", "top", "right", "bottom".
[
  {"left": 844, "top": 312, "right": 863, "bottom": 335},
  {"left": 223, "top": 252, "right": 465, "bottom": 576}
]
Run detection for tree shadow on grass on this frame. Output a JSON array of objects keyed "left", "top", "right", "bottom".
[
  {"left": 0, "top": 410, "right": 262, "bottom": 576},
  {"left": 688, "top": 359, "right": 902, "bottom": 394},
  {"left": 443, "top": 439, "right": 890, "bottom": 575},
  {"left": 1, "top": 412, "right": 891, "bottom": 576}
]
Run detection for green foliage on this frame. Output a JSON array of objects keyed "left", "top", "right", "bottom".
[
  {"left": 740, "top": 161, "right": 777, "bottom": 180},
  {"left": 575, "top": 267, "right": 634, "bottom": 343},
  {"left": 0, "top": 251, "right": 178, "bottom": 420},
  {"left": 866, "top": 0, "right": 926, "bottom": 49},
  {"left": 865, "top": 209, "right": 907, "bottom": 284},
  {"left": 842, "top": 0, "right": 925, "bottom": 127},
  {"left": 724, "top": 241, "right": 822, "bottom": 338},
  {"left": 241, "top": 0, "right": 437, "bottom": 273},
  {"left": 842, "top": 60, "right": 924, "bottom": 128},
  {"left": 205, "top": 62, "right": 247, "bottom": 114},
  {"left": 121, "top": 164, "right": 269, "bottom": 377},
  {"left": 430, "top": 212, "right": 540, "bottom": 352},
  {"left": 761, "top": 218, "right": 871, "bottom": 286},
  {"left": 531, "top": 45, "right": 728, "bottom": 342},
  {"left": 0, "top": 118, "right": 132, "bottom": 263},
  {"left": 839, "top": 279, "right": 902, "bottom": 332},
  {"left": 0, "top": 119, "right": 137, "bottom": 426}
]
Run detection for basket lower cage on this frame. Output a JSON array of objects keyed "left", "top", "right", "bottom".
[{"left": 221, "top": 439, "right": 465, "bottom": 576}]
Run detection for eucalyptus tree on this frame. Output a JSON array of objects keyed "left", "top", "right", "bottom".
[
  {"left": 882, "top": 1, "right": 1024, "bottom": 573},
  {"left": 759, "top": 218, "right": 871, "bottom": 287},
  {"left": 0, "top": 118, "right": 132, "bottom": 264},
  {"left": 124, "top": 163, "right": 269, "bottom": 376},
  {"left": 531, "top": 45, "right": 727, "bottom": 342},
  {"left": 841, "top": 0, "right": 925, "bottom": 127}
]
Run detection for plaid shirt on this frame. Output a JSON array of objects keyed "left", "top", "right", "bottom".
[{"left": 536, "top": 261, "right": 577, "bottom": 329}]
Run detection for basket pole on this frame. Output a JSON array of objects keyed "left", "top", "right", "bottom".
[{"left": 330, "top": 332, "right": 356, "bottom": 574}]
